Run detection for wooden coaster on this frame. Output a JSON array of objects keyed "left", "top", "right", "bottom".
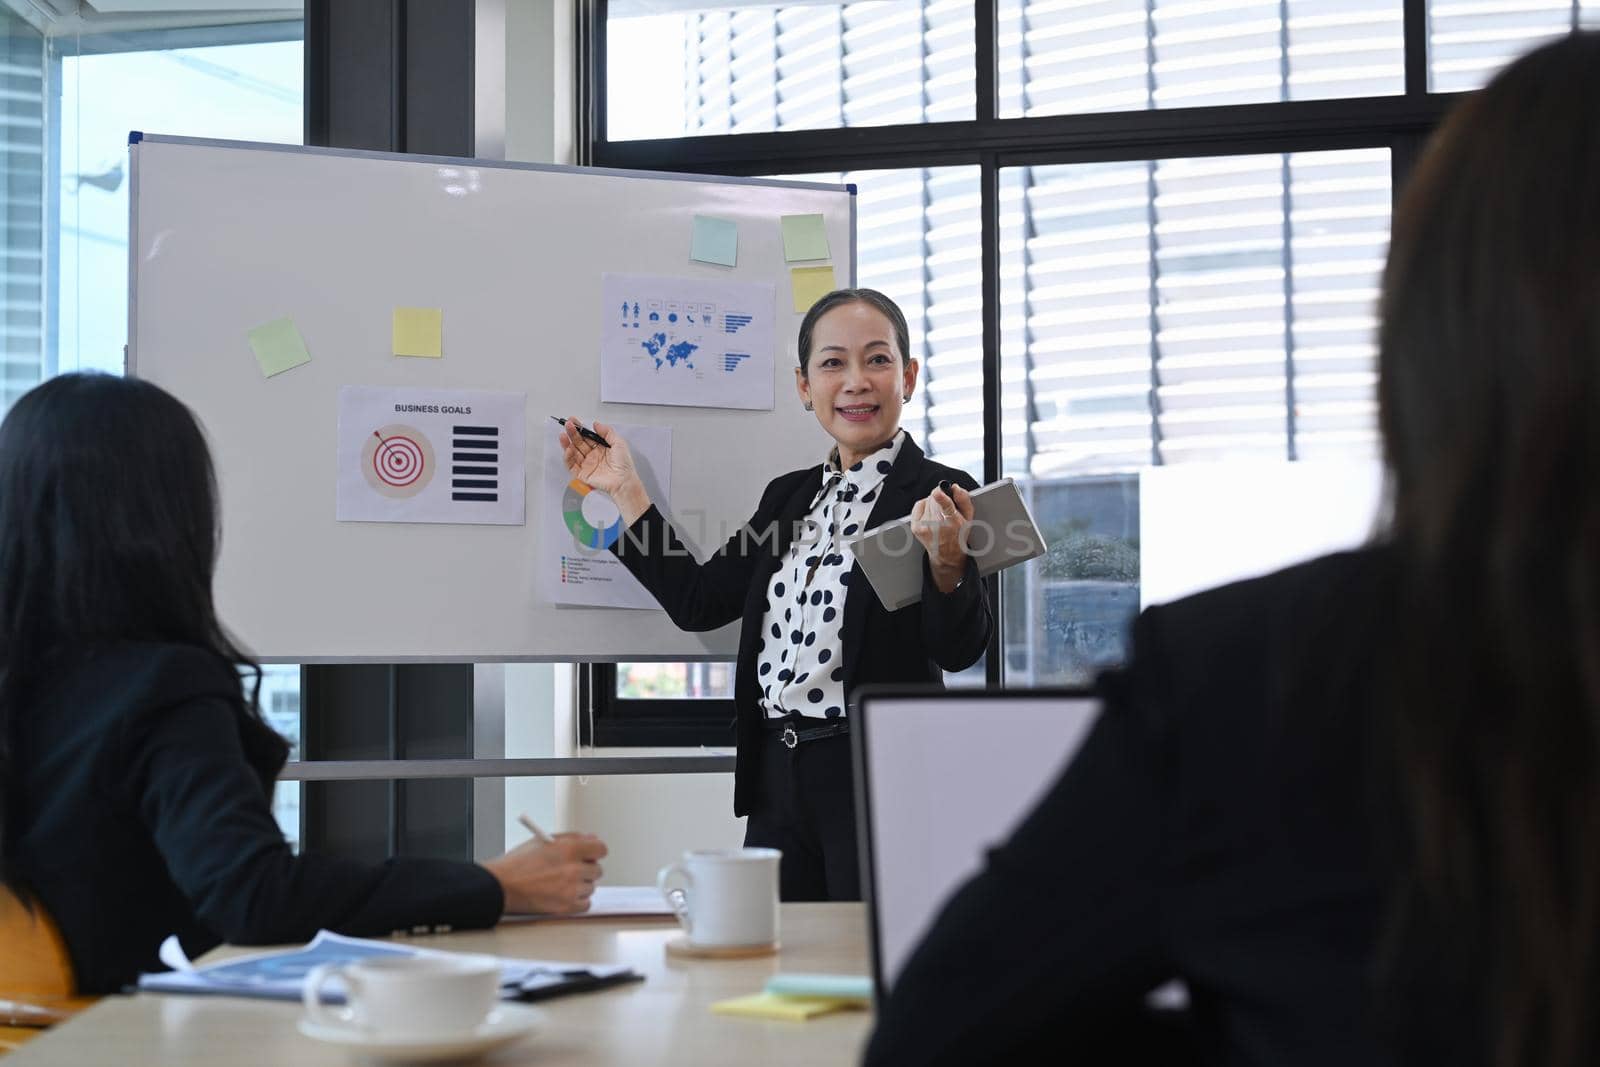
[{"left": 665, "top": 936, "right": 780, "bottom": 960}]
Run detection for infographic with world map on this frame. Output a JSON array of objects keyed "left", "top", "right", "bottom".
[{"left": 599, "top": 272, "right": 775, "bottom": 410}]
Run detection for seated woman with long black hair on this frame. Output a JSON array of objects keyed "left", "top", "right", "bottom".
[
  {"left": 0, "top": 373, "right": 607, "bottom": 994},
  {"left": 868, "top": 30, "right": 1600, "bottom": 1067}
]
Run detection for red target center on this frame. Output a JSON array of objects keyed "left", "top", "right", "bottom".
[{"left": 373, "top": 434, "right": 425, "bottom": 487}]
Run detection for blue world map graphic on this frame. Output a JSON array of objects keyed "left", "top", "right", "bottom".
[{"left": 640, "top": 331, "right": 698, "bottom": 370}]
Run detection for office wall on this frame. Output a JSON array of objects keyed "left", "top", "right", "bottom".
[{"left": 558, "top": 760, "right": 746, "bottom": 887}]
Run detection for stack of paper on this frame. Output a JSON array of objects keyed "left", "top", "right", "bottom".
[{"left": 502, "top": 885, "right": 675, "bottom": 923}]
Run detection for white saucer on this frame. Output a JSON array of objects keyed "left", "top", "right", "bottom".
[{"left": 297, "top": 1004, "right": 543, "bottom": 1063}]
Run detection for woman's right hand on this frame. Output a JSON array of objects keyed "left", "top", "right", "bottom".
[
  {"left": 481, "top": 832, "right": 609, "bottom": 915},
  {"left": 560, "top": 416, "right": 651, "bottom": 524}
]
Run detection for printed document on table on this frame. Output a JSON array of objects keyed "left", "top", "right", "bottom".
[
  {"left": 600, "top": 272, "right": 775, "bottom": 411},
  {"left": 138, "top": 931, "right": 638, "bottom": 1003},
  {"left": 502, "top": 885, "right": 677, "bottom": 923},
  {"left": 538, "top": 419, "right": 672, "bottom": 610},
  {"left": 337, "top": 386, "right": 525, "bottom": 525}
]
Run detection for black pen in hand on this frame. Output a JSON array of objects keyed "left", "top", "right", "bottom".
[{"left": 551, "top": 416, "right": 611, "bottom": 449}]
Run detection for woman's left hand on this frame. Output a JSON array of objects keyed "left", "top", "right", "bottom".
[{"left": 911, "top": 483, "right": 975, "bottom": 594}]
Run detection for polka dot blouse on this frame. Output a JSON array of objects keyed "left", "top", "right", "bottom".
[{"left": 755, "top": 431, "right": 906, "bottom": 721}]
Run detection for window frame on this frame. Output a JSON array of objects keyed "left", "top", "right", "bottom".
[
  {"left": 583, "top": 0, "right": 1457, "bottom": 736},
  {"left": 583, "top": 663, "right": 737, "bottom": 748}
]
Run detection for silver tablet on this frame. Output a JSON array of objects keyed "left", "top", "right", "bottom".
[{"left": 844, "top": 477, "right": 1047, "bottom": 610}]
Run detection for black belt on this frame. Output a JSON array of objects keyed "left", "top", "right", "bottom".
[{"left": 765, "top": 715, "right": 850, "bottom": 749}]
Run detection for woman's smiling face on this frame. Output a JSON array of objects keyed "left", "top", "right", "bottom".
[{"left": 796, "top": 300, "right": 919, "bottom": 469}]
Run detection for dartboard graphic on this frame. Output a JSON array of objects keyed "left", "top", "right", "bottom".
[{"left": 360, "top": 424, "right": 436, "bottom": 499}]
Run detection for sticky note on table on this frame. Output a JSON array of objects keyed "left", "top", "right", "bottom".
[
  {"left": 392, "top": 307, "right": 443, "bottom": 358},
  {"left": 710, "top": 992, "right": 861, "bottom": 1022},
  {"left": 764, "top": 973, "right": 873, "bottom": 1001},
  {"left": 790, "top": 265, "right": 837, "bottom": 313},
  {"left": 691, "top": 215, "right": 738, "bottom": 267},
  {"left": 781, "top": 214, "right": 830, "bottom": 261},
  {"left": 246, "top": 317, "right": 311, "bottom": 378}
]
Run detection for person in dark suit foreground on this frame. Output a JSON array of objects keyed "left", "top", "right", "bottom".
[
  {"left": 0, "top": 373, "right": 608, "bottom": 994},
  {"left": 561, "top": 289, "right": 991, "bottom": 901},
  {"left": 867, "top": 30, "right": 1600, "bottom": 1067}
]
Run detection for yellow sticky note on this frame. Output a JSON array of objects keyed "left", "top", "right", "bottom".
[
  {"left": 790, "top": 265, "right": 837, "bottom": 314},
  {"left": 781, "top": 214, "right": 830, "bottom": 261},
  {"left": 246, "top": 317, "right": 311, "bottom": 378},
  {"left": 710, "top": 992, "right": 860, "bottom": 1022},
  {"left": 393, "top": 307, "right": 443, "bottom": 358}
]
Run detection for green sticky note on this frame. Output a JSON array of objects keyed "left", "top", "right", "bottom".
[
  {"left": 246, "top": 317, "right": 311, "bottom": 378},
  {"left": 691, "top": 215, "right": 738, "bottom": 267},
  {"left": 790, "top": 265, "right": 837, "bottom": 313},
  {"left": 393, "top": 307, "right": 443, "bottom": 358},
  {"left": 781, "top": 213, "right": 830, "bottom": 262}
]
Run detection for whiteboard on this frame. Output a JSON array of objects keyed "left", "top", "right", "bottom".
[
  {"left": 854, "top": 691, "right": 1101, "bottom": 994},
  {"left": 127, "top": 135, "right": 855, "bottom": 662}
]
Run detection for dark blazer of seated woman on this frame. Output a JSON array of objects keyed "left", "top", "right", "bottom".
[
  {"left": 866, "top": 548, "right": 1400, "bottom": 1066},
  {"left": 611, "top": 429, "right": 991, "bottom": 819},
  {"left": 8, "top": 641, "right": 509, "bottom": 994}
]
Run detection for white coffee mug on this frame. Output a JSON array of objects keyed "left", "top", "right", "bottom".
[
  {"left": 301, "top": 955, "right": 500, "bottom": 1039},
  {"left": 656, "top": 847, "right": 781, "bottom": 948}
]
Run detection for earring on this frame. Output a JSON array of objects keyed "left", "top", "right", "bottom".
[
  {"left": 803, "top": 401, "right": 814, "bottom": 412},
  {"left": 902, "top": 393, "right": 912, "bottom": 402}
]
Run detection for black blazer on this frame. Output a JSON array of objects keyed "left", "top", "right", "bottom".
[
  {"left": 866, "top": 548, "right": 1416, "bottom": 1067},
  {"left": 611, "top": 433, "right": 992, "bottom": 816},
  {"left": 6, "top": 642, "right": 503, "bottom": 994}
]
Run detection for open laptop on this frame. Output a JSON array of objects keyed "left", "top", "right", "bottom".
[{"left": 852, "top": 688, "right": 1102, "bottom": 999}]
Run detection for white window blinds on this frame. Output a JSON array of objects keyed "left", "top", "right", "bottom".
[
  {"left": 997, "top": 0, "right": 1403, "bottom": 117},
  {"left": 1001, "top": 147, "right": 1391, "bottom": 476},
  {"left": 1428, "top": 1, "right": 1600, "bottom": 92}
]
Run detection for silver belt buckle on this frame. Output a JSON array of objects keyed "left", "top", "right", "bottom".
[{"left": 781, "top": 724, "right": 798, "bottom": 749}]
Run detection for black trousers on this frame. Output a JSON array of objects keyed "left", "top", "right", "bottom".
[{"left": 742, "top": 726, "right": 860, "bottom": 902}]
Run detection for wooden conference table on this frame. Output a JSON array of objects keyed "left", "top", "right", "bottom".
[{"left": 7, "top": 903, "right": 872, "bottom": 1066}]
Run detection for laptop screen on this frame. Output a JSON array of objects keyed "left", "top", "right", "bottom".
[{"left": 853, "top": 690, "right": 1102, "bottom": 997}]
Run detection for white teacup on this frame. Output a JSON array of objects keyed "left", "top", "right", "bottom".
[
  {"left": 302, "top": 955, "right": 500, "bottom": 1039},
  {"left": 657, "top": 847, "right": 781, "bottom": 948}
]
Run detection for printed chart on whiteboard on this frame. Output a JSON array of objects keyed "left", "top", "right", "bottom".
[
  {"left": 538, "top": 419, "right": 673, "bottom": 610},
  {"left": 599, "top": 272, "right": 776, "bottom": 411},
  {"left": 336, "top": 385, "right": 526, "bottom": 525}
]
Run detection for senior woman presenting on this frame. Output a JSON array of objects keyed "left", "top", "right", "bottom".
[{"left": 561, "top": 288, "right": 991, "bottom": 901}]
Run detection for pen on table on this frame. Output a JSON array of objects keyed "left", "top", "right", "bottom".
[
  {"left": 518, "top": 812, "right": 554, "bottom": 844},
  {"left": 551, "top": 416, "right": 611, "bottom": 449}
]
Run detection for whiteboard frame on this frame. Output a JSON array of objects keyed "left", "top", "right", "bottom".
[{"left": 126, "top": 134, "right": 857, "bottom": 663}]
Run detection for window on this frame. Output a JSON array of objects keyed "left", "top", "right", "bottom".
[
  {"left": 1427, "top": 1, "right": 1600, "bottom": 92},
  {"left": 57, "top": 29, "right": 302, "bottom": 376},
  {"left": 998, "top": 0, "right": 1404, "bottom": 117},
  {"left": 595, "top": 0, "right": 1457, "bottom": 728},
  {"left": 259, "top": 664, "right": 303, "bottom": 847},
  {"left": 999, "top": 147, "right": 1391, "bottom": 684},
  {"left": 606, "top": 0, "right": 976, "bottom": 140},
  {"left": 0, "top": 12, "right": 45, "bottom": 411},
  {"left": 586, "top": 663, "right": 736, "bottom": 748},
  {"left": 0, "top": 6, "right": 304, "bottom": 835}
]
